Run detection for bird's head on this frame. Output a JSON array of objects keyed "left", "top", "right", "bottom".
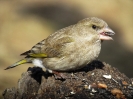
[{"left": 79, "top": 17, "right": 115, "bottom": 41}]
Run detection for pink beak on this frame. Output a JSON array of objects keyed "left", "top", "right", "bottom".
[{"left": 99, "top": 27, "right": 115, "bottom": 40}]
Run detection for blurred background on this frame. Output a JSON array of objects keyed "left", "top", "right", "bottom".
[{"left": 0, "top": 0, "right": 133, "bottom": 98}]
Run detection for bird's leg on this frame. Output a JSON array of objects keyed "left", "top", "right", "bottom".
[
  {"left": 51, "top": 70, "right": 66, "bottom": 79},
  {"left": 40, "top": 68, "right": 77, "bottom": 80}
]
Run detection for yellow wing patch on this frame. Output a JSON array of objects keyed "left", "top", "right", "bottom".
[{"left": 29, "top": 53, "right": 47, "bottom": 58}]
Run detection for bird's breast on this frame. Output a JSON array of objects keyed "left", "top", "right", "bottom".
[
  {"left": 43, "top": 39, "right": 101, "bottom": 71},
  {"left": 75, "top": 39, "right": 101, "bottom": 67}
]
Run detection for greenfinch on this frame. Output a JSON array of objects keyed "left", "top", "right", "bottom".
[{"left": 5, "top": 17, "right": 115, "bottom": 74}]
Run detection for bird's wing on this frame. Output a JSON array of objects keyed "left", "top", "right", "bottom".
[
  {"left": 20, "top": 36, "right": 74, "bottom": 58},
  {"left": 20, "top": 25, "right": 75, "bottom": 58},
  {"left": 20, "top": 39, "right": 47, "bottom": 58}
]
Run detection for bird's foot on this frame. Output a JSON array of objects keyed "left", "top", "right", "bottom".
[{"left": 52, "top": 71, "right": 66, "bottom": 80}]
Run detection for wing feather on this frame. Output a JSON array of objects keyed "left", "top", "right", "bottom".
[{"left": 20, "top": 36, "right": 74, "bottom": 58}]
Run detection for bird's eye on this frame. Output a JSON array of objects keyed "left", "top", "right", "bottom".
[{"left": 92, "top": 25, "right": 97, "bottom": 30}]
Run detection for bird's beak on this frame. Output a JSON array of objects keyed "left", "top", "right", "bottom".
[{"left": 99, "top": 27, "right": 115, "bottom": 40}]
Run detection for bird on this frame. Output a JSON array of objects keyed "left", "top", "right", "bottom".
[{"left": 5, "top": 17, "right": 115, "bottom": 76}]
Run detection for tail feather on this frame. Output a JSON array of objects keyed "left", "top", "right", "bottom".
[{"left": 5, "top": 59, "right": 31, "bottom": 70}]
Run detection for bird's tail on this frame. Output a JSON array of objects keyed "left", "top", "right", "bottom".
[{"left": 4, "top": 58, "right": 32, "bottom": 70}]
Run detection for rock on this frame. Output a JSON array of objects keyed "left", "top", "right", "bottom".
[{"left": 3, "top": 60, "right": 133, "bottom": 99}]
